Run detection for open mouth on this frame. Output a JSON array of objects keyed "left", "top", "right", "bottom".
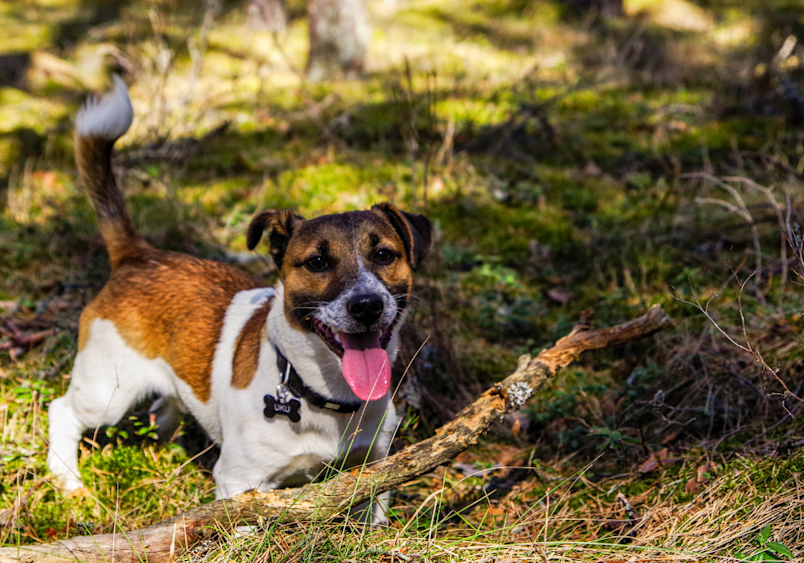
[
  {"left": 304, "top": 316, "right": 399, "bottom": 402},
  {"left": 306, "top": 317, "right": 397, "bottom": 357}
]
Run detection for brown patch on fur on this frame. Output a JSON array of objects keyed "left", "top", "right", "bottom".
[
  {"left": 359, "top": 221, "right": 413, "bottom": 299},
  {"left": 232, "top": 299, "right": 273, "bottom": 389},
  {"left": 78, "top": 249, "right": 261, "bottom": 402},
  {"left": 77, "top": 311, "right": 93, "bottom": 352},
  {"left": 372, "top": 204, "right": 433, "bottom": 269}
]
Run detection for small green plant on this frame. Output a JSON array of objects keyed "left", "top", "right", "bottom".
[
  {"left": 11, "top": 379, "right": 54, "bottom": 403},
  {"left": 131, "top": 416, "right": 160, "bottom": 440},
  {"left": 588, "top": 426, "right": 639, "bottom": 450},
  {"left": 398, "top": 408, "right": 421, "bottom": 442},
  {"left": 105, "top": 425, "right": 128, "bottom": 440},
  {"left": 104, "top": 416, "right": 159, "bottom": 441},
  {"left": 735, "top": 525, "right": 794, "bottom": 562}
]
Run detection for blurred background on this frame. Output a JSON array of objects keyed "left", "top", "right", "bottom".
[{"left": 1, "top": 0, "right": 804, "bottom": 558}]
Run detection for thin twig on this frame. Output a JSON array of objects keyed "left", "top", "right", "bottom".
[
  {"left": 686, "top": 172, "right": 762, "bottom": 274},
  {"left": 672, "top": 280, "right": 804, "bottom": 406},
  {"left": 722, "top": 176, "right": 789, "bottom": 287}
]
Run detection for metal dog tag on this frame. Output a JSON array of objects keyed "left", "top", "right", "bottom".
[
  {"left": 263, "top": 393, "right": 301, "bottom": 423},
  {"left": 263, "top": 359, "right": 301, "bottom": 423}
]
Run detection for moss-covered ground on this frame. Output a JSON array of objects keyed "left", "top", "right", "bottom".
[{"left": 2, "top": 0, "right": 804, "bottom": 560}]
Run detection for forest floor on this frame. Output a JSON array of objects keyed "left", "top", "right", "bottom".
[{"left": 1, "top": 0, "right": 804, "bottom": 561}]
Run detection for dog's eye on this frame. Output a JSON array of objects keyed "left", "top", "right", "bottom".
[
  {"left": 373, "top": 248, "right": 396, "bottom": 265},
  {"left": 304, "top": 256, "right": 329, "bottom": 272}
]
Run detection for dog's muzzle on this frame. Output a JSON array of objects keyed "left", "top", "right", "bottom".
[{"left": 347, "top": 293, "right": 384, "bottom": 327}]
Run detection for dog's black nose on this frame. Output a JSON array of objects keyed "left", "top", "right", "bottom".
[{"left": 347, "top": 293, "right": 384, "bottom": 326}]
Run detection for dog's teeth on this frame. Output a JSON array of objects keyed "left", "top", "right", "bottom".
[{"left": 334, "top": 333, "right": 341, "bottom": 344}]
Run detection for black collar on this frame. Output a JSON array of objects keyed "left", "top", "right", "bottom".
[{"left": 275, "top": 349, "right": 364, "bottom": 414}]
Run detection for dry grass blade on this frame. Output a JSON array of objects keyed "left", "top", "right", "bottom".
[{"left": 686, "top": 172, "right": 763, "bottom": 275}]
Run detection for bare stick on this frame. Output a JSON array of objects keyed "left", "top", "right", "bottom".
[
  {"left": 673, "top": 281, "right": 804, "bottom": 406},
  {"left": 0, "top": 306, "right": 675, "bottom": 563}
]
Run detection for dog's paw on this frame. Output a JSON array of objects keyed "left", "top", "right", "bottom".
[
  {"left": 65, "top": 486, "right": 93, "bottom": 499},
  {"left": 48, "top": 473, "right": 87, "bottom": 497}
]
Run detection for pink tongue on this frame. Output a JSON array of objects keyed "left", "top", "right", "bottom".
[{"left": 339, "top": 331, "right": 391, "bottom": 401}]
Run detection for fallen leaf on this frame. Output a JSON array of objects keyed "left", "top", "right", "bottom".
[
  {"left": 639, "top": 457, "right": 660, "bottom": 473},
  {"left": 9, "top": 347, "right": 25, "bottom": 361},
  {"left": 638, "top": 448, "right": 680, "bottom": 473},
  {"left": 685, "top": 476, "right": 701, "bottom": 493},
  {"left": 685, "top": 462, "right": 713, "bottom": 493},
  {"left": 661, "top": 429, "right": 681, "bottom": 445},
  {"left": 511, "top": 417, "right": 521, "bottom": 439},
  {"left": 668, "top": 120, "right": 688, "bottom": 132},
  {"left": 503, "top": 412, "right": 530, "bottom": 439},
  {"left": 696, "top": 462, "right": 712, "bottom": 483}
]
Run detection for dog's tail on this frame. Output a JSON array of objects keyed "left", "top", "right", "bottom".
[{"left": 74, "top": 75, "right": 150, "bottom": 269}]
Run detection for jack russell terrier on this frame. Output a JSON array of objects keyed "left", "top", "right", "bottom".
[{"left": 46, "top": 77, "right": 432, "bottom": 512}]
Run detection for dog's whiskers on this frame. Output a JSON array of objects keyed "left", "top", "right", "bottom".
[{"left": 393, "top": 293, "right": 427, "bottom": 311}]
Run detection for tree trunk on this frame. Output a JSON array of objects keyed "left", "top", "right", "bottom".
[
  {"left": 0, "top": 306, "right": 675, "bottom": 563},
  {"left": 566, "top": 0, "right": 624, "bottom": 17},
  {"left": 595, "top": 0, "right": 623, "bottom": 17},
  {"left": 247, "top": 0, "right": 286, "bottom": 33},
  {"left": 306, "top": 0, "right": 369, "bottom": 81}
]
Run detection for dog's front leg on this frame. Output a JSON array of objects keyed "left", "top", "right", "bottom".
[
  {"left": 46, "top": 394, "right": 88, "bottom": 492},
  {"left": 347, "top": 458, "right": 392, "bottom": 526},
  {"left": 213, "top": 438, "right": 282, "bottom": 499},
  {"left": 364, "top": 436, "right": 395, "bottom": 526},
  {"left": 348, "top": 404, "right": 398, "bottom": 526}
]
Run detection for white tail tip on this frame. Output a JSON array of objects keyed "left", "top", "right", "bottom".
[{"left": 76, "top": 75, "right": 134, "bottom": 140}]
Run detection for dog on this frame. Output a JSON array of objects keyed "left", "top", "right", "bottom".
[{"left": 46, "top": 76, "right": 432, "bottom": 515}]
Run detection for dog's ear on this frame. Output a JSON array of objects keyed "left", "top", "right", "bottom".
[
  {"left": 247, "top": 210, "right": 305, "bottom": 269},
  {"left": 373, "top": 203, "right": 433, "bottom": 270}
]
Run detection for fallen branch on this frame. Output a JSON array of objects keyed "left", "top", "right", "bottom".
[
  {"left": 0, "top": 329, "right": 55, "bottom": 351},
  {"left": 0, "top": 305, "right": 674, "bottom": 563}
]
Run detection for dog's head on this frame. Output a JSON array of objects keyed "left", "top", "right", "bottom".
[{"left": 247, "top": 203, "right": 432, "bottom": 401}]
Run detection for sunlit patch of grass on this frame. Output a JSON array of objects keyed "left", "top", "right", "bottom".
[
  {"left": 0, "top": 89, "right": 72, "bottom": 135},
  {"left": 0, "top": 0, "right": 80, "bottom": 55},
  {"left": 5, "top": 170, "right": 79, "bottom": 225},
  {"left": 375, "top": 2, "right": 543, "bottom": 83},
  {"left": 434, "top": 97, "right": 514, "bottom": 129},
  {"left": 430, "top": 195, "right": 577, "bottom": 266},
  {"left": 274, "top": 160, "right": 402, "bottom": 213}
]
